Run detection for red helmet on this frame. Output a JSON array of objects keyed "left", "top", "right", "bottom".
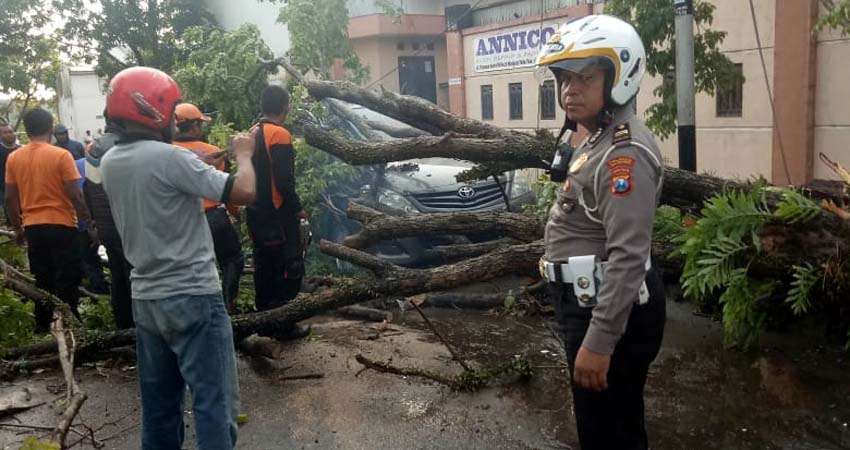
[{"left": 106, "top": 67, "right": 181, "bottom": 130}]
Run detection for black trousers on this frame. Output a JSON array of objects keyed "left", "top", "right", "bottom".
[
  {"left": 78, "top": 230, "right": 108, "bottom": 294},
  {"left": 548, "top": 267, "right": 666, "bottom": 450},
  {"left": 25, "top": 225, "right": 83, "bottom": 331},
  {"left": 103, "top": 240, "right": 134, "bottom": 329},
  {"left": 205, "top": 207, "right": 244, "bottom": 312},
  {"left": 251, "top": 215, "right": 303, "bottom": 311}
]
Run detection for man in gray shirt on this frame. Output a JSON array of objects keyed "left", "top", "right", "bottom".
[{"left": 101, "top": 67, "right": 256, "bottom": 450}]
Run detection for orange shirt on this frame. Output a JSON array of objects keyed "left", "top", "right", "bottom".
[
  {"left": 173, "top": 140, "right": 226, "bottom": 210},
  {"left": 262, "top": 123, "right": 293, "bottom": 209},
  {"left": 6, "top": 142, "right": 80, "bottom": 228}
]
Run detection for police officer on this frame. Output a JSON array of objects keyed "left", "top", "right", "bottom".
[{"left": 536, "top": 15, "right": 666, "bottom": 450}]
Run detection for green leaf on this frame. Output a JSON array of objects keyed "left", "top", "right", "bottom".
[
  {"left": 773, "top": 189, "right": 821, "bottom": 224},
  {"left": 718, "top": 269, "right": 776, "bottom": 349},
  {"left": 604, "top": 0, "right": 742, "bottom": 139},
  {"left": 784, "top": 263, "right": 822, "bottom": 316},
  {"left": 19, "top": 437, "right": 60, "bottom": 450}
]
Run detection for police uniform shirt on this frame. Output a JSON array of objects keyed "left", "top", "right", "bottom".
[{"left": 543, "top": 100, "right": 664, "bottom": 355}]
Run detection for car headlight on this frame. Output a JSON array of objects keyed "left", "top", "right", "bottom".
[
  {"left": 508, "top": 171, "right": 535, "bottom": 198},
  {"left": 378, "top": 188, "right": 420, "bottom": 214}
]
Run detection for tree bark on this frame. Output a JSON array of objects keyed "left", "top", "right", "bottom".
[
  {"left": 302, "top": 79, "right": 511, "bottom": 138},
  {"left": 342, "top": 202, "right": 543, "bottom": 250},
  {"left": 420, "top": 238, "right": 522, "bottom": 265},
  {"left": 334, "top": 305, "right": 391, "bottom": 322},
  {"left": 303, "top": 124, "right": 549, "bottom": 169},
  {"left": 2, "top": 240, "right": 543, "bottom": 373},
  {"left": 294, "top": 73, "right": 846, "bottom": 216}
]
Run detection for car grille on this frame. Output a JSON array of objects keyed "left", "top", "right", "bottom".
[{"left": 411, "top": 182, "right": 506, "bottom": 211}]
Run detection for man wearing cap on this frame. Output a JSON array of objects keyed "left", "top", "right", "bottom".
[
  {"left": 172, "top": 103, "right": 244, "bottom": 312},
  {"left": 53, "top": 124, "right": 86, "bottom": 159}
]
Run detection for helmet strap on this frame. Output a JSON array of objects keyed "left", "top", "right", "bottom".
[{"left": 598, "top": 109, "right": 614, "bottom": 129}]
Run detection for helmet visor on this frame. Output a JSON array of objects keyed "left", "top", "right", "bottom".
[{"left": 548, "top": 56, "right": 611, "bottom": 77}]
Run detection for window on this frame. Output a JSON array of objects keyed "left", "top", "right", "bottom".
[
  {"left": 539, "top": 80, "right": 556, "bottom": 120},
  {"left": 481, "top": 85, "right": 494, "bottom": 120},
  {"left": 509, "top": 82, "right": 523, "bottom": 120},
  {"left": 716, "top": 63, "right": 743, "bottom": 117}
]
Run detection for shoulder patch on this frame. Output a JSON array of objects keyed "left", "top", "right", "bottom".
[
  {"left": 607, "top": 156, "right": 635, "bottom": 196},
  {"left": 612, "top": 123, "right": 631, "bottom": 146}
]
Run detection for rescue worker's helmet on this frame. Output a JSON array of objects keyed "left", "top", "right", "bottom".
[
  {"left": 106, "top": 67, "right": 182, "bottom": 131},
  {"left": 536, "top": 14, "right": 646, "bottom": 107},
  {"left": 175, "top": 103, "right": 212, "bottom": 124}
]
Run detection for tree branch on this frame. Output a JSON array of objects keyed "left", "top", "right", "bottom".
[
  {"left": 49, "top": 313, "right": 88, "bottom": 447},
  {"left": 303, "top": 124, "right": 549, "bottom": 168},
  {"left": 301, "top": 79, "right": 510, "bottom": 138},
  {"left": 318, "top": 239, "right": 397, "bottom": 275},
  {"left": 341, "top": 202, "right": 543, "bottom": 250}
]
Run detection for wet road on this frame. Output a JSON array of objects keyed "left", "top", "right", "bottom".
[{"left": 1, "top": 300, "right": 849, "bottom": 450}]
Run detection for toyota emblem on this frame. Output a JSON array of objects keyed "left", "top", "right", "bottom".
[{"left": 457, "top": 186, "right": 476, "bottom": 199}]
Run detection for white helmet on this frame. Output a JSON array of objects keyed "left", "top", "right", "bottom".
[{"left": 536, "top": 14, "right": 646, "bottom": 106}]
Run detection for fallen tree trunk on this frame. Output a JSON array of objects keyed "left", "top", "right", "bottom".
[
  {"left": 296, "top": 77, "right": 846, "bottom": 216},
  {"left": 334, "top": 305, "right": 391, "bottom": 322},
  {"left": 303, "top": 124, "right": 548, "bottom": 169},
  {"left": 341, "top": 202, "right": 542, "bottom": 250},
  {"left": 420, "top": 238, "right": 522, "bottom": 265},
  {"left": 1, "top": 240, "right": 543, "bottom": 374}
]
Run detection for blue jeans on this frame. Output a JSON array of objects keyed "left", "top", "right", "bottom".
[{"left": 133, "top": 293, "right": 239, "bottom": 450}]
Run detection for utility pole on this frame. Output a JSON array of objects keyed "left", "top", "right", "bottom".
[{"left": 674, "top": 0, "right": 696, "bottom": 172}]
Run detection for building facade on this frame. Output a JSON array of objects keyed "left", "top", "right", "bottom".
[
  {"left": 206, "top": 0, "right": 850, "bottom": 184},
  {"left": 347, "top": 0, "right": 451, "bottom": 109},
  {"left": 346, "top": 0, "right": 850, "bottom": 184}
]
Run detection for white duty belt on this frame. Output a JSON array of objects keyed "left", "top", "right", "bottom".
[{"left": 540, "top": 255, "right": 651, "bottom": 305}]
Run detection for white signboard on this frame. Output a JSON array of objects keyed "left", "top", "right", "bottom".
[{"left": 473, "top": 22, "right": 560, "bottom": 73}]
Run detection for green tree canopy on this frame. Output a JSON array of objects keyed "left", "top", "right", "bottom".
[
  {"left": 0, "top": 0, "right": 61, "bottom": 129},
  {"left": 817, "top": 0, "right": 850, "bottom": 35},
  {"left": 605, "top": 0, "right": 742, "bottom": 139},
  {"left": 54, "top": 0, "right": 217, "bottom": 79},
  {"left": 173, "top": 25, "right": 277, "bottom": 130}
]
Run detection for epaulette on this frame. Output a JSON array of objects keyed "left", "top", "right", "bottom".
[
  {"left": 587, "top": 127, "right": 604, "bottom": 146},
  {"left": 612, "top": 123, "right": 631, "bottom": 146}
]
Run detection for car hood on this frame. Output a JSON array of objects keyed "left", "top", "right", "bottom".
[{"left": 383, "top": 158, "right": 500, "bottom": 194}]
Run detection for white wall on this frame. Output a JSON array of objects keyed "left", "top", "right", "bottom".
[
  {"left": 813, "top": 4, "right": 850, "bottom": 180},
  {"left": 348, "top": 0, "right": 444, "bottom": 16},
  {"left": 57, "top": 69, "right": 107, "bottom": 142},
  {"left": 635, "top": 0, "right": 776, "bottom": 180},
  {"left": 206, "top": 0, "right": 290, "bottom": 56}
]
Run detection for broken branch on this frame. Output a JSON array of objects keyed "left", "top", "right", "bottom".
[
  {"left": 303, "top": 124, "right": 548, "bottom": 168},
  {"left": 341, "top": 202, "right": 543, "bottom": 249},
  {"left": 410, "top": 301, "right": 470, "bottom": 371}
]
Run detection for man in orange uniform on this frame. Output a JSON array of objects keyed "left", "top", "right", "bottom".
[
  {"left": 5, "top": 108, "right": 97, "bottom": 331},
  {"left": 172, "top": 103, "right": 244, "bottom": 312},
  {"left": 247, "top": 86, "right": 308, "bottom": 338}
]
